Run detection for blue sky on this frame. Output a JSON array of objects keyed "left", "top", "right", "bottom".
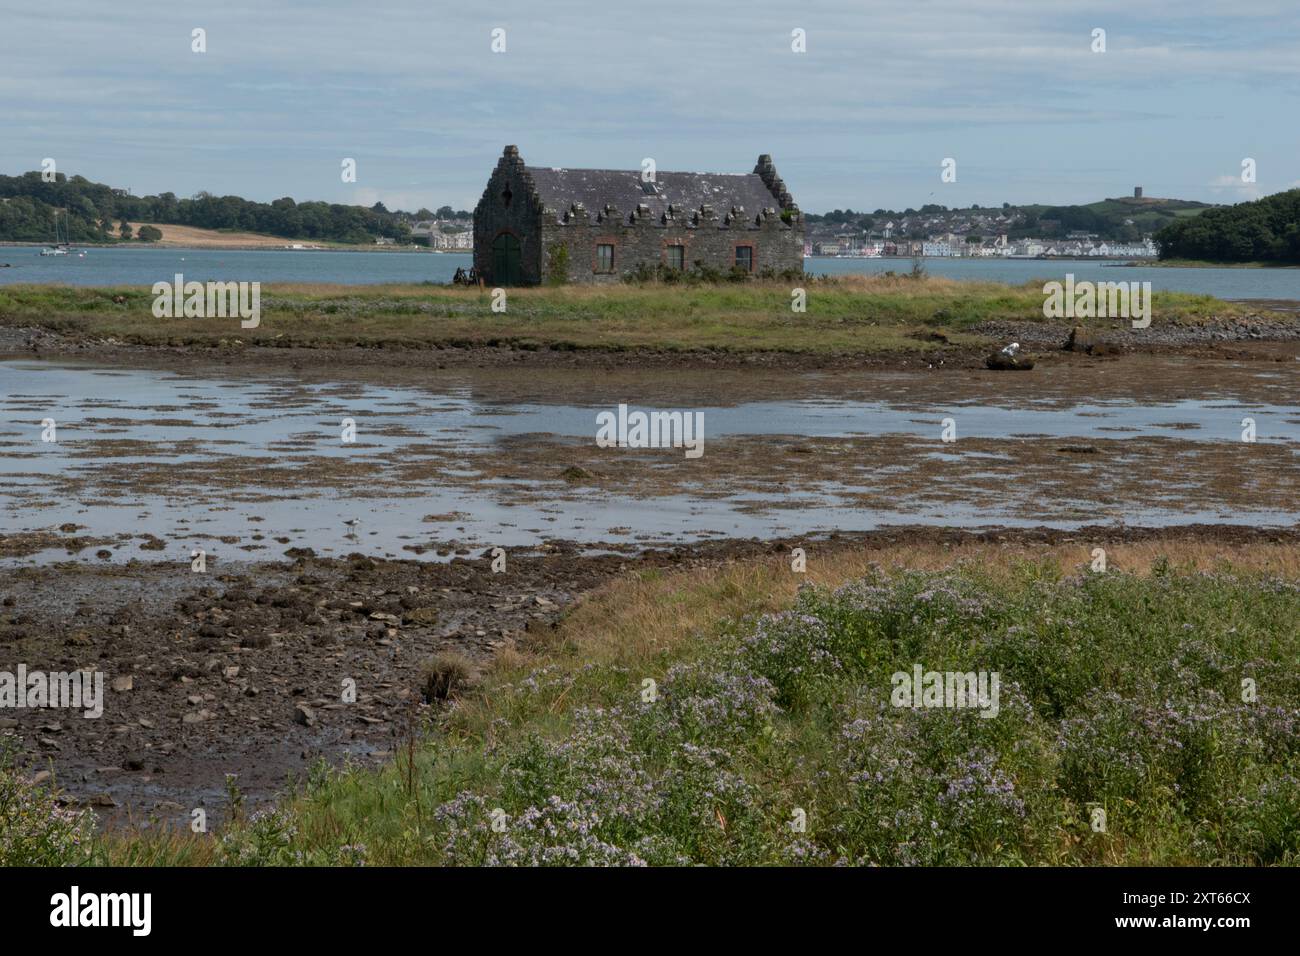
[{"left": 3, "top": 0, "right": 1298, "bottom": 213}]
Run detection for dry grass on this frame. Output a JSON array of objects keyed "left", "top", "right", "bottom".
[
  {"left": 127, "top": 223, "right": 306, "bottom": 248},
  {"left": 486, "top": 535, "right": 1300, "bottom": 688},
  {"left": 419, "top": 651, "right": 477, "bottom": 702}
]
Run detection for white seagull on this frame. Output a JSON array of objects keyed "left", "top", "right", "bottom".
[{"left": 999, "top": 342, "right": 1021, "bottom": 357}]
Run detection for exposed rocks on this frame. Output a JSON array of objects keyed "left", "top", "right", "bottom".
[
  {"left": 1063, "top": 326, "right": 1124, "bottom": 356},
  {"left": 403, "top": 606, "right": 439, "bottom": 626},
  {"left": 981, "top": 314, "right": 1300, "bottom": 356},
  {"left": 985, "top": 351, "right": 1035, "bottom": 370},
  {"left": 1063, "top": 326, "right": 1096, "bottom": 352},
  {"left": 0, "top": 549, "right": 599, "bottom": 821}
]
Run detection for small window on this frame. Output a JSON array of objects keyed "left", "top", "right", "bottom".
[
  {"left": 596, "top": 243, "right": 614, "bottom": 273},
  {"left": 665, "top": 245, "right": 684, "bottom": 270},
  {"left": 735, "top": 245, "right": 753, "bottom": 272}
]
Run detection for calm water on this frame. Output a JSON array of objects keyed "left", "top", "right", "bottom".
[
  {"left": 0, "top": 246, "right": 466, "bottom": 287},
  {"left": 807, "top": 256, "right": 1300, "bottom": 300},
  {"left": 2, "top": 246, "right": 1299, "bottom": 300}
]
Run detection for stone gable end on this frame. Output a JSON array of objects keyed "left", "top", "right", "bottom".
[{"left": 474, "top": 145, "right": 804, "bottom": 285}]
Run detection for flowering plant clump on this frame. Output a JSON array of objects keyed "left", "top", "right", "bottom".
[
  {"left": 0, "top": 747, "right": 95, "bottom": 867},
  {"left": 938, "top": 746, "right": 1027, "bottom": 840},
  {"left": 435, "top": 791, "right": 647, "bottom": 866},
  {"left": 1227, "top": 773, "right": 1300, "bottom": 864},
  {"left": 741, "top": 611, "right": 843, "bottom": 710},
  {"left": 216, "top": 807, "right": 299, "bottom": 866}
]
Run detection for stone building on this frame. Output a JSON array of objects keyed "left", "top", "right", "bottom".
[{"left": 473, "top": 145, "right": 803, "bottom": 285}]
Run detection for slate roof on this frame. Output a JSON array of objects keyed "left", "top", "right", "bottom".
[{"left": 524, "top": 166, "right": 786, "bottom": 224}]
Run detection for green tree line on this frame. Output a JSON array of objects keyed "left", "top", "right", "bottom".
[
  {"left": 1155, "top": 189, "right": 1300, "bottom": 263},
  {"left": 0, "top": 171, "right": 415, "bottom": 244}
]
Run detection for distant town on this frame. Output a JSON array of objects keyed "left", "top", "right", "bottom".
[
  {"left": 802, "top": 187, "right": 1180, "bottom": 259},
  {"left": 803, "top": 231, "right": 1157, "bottom": 260},
  {"left": 392, "top": 210, "right": 472, "bottom": 251},
  {"left": 389, "top": 217, "right": 1155, "bottom": 259}
]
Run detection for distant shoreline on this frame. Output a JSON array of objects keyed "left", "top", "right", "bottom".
[
  {"left": 801, "top": 253, "right": 1300, "bottom": 269},
  {"left": 0, "top": 241, "right": 468, "bottom": 254},
  {"left": 1139, "top": 258, "right": 1300, "bottom": 270}
]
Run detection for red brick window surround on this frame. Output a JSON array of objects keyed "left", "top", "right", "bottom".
[
  {"left": 595, "top": 242, "right": 615, "bottom": 273},
  {"left": 665, "top": 244, "right": 685, "bottom": 270}
]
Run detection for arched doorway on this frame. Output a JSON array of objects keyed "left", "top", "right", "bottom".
[{"left": 492, "top": 233, "right": 522, "bottom": 285}]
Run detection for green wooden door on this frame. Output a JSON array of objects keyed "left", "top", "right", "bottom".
[{"left": 492, "top": 233, "right": 521, "bottom": 285}]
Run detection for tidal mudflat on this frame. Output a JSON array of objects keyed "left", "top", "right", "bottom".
[{"left": 2, "top": 351, "right": 1296, "bottom": 565}]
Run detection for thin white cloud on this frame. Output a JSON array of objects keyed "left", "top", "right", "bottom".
[{"left": 1, "top": 0, "right": 1296, "bottom": 210}]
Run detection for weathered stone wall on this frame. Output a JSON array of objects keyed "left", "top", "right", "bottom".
[
  {"left": 539, "top": 206, "right": 803, "bottom": 283},
  {"left": 472, "top": 146, "right": 543, "bottom": 285}
]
